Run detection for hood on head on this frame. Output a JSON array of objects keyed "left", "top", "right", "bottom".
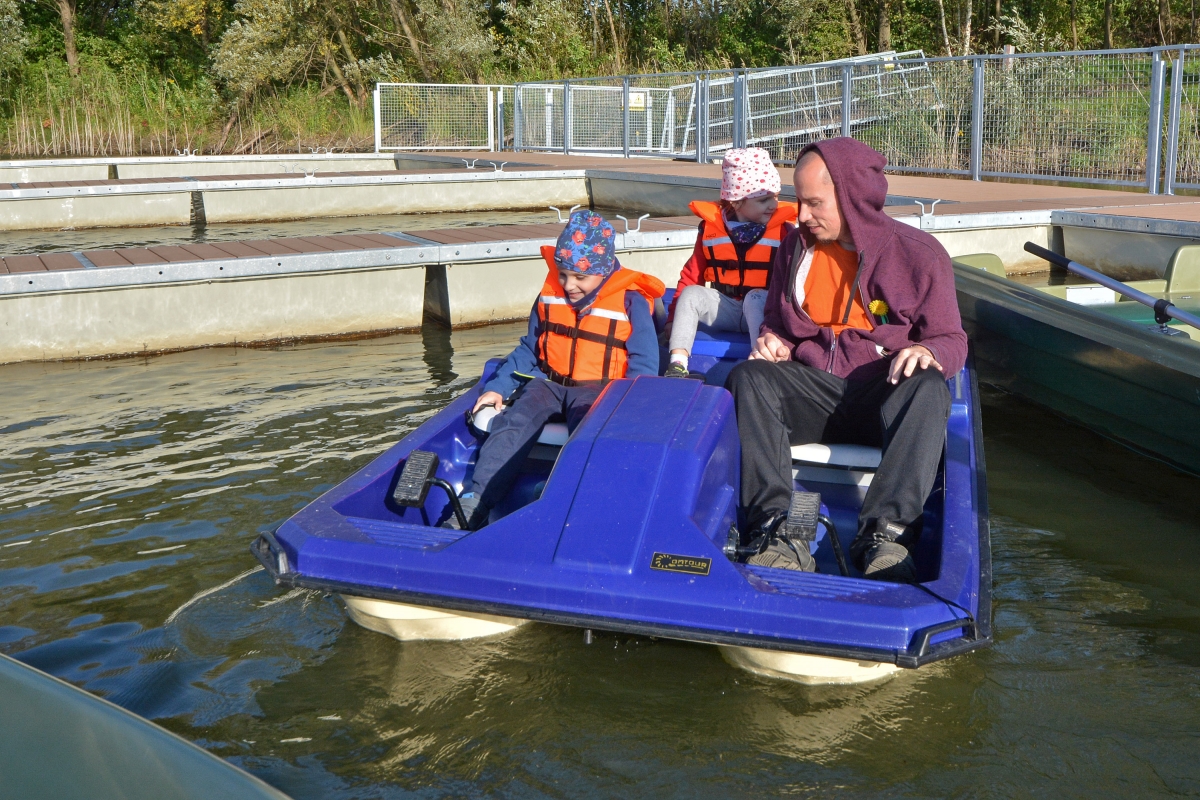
[{"left": 796, "top": 137, "right": 891, "bottom": 254}]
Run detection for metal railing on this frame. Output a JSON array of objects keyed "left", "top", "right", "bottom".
[
  {"left": 374, "top": 83, "right": 506, "bottom": 151},
  {"left": 510, "top": 52, "right": 934, "bottom": 161},
  {"left": 374, "top": 45, "right": 1200, "bottom": 194}
]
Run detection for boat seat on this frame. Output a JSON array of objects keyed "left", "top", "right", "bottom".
[
  {"left": 469, "top": 405, "right": 569, "bottom": 446},
  {"left": 791, "top": 443, "right": 882, "bottom": 470},
  {"left": 951, "top": 253, "right": 1006, "bottom": 278}
]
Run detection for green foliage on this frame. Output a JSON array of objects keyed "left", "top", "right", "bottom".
[
  {"left": 0, "top": 0, "right": 28, "bottom": 82},
  {"left": 1, "top": 0, "right": 1196, "bottom": 155}
]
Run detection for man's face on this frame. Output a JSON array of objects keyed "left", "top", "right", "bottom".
[{"left": 794, "top": 153, "right": 846, "bottom": 244}]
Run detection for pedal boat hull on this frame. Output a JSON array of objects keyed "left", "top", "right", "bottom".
[{"left": 254, "top": 333, "right": 991, "bottom": 685}]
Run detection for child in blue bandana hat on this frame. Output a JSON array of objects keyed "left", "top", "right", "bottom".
[{"left": 445, "top": 210, "right": 664, "bottom": 530}]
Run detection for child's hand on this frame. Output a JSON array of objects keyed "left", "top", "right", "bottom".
[{"left": 473, "top": 391, "right": 505, "bottom": 414}]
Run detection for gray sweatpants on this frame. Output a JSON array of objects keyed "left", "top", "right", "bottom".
[{"left": 669, "top": 284, "right": 768, "bottom": 355}]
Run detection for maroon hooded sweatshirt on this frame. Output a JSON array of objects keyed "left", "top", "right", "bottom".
[{"left": 761, "top": 137, "right": 967, "bottom": 381}]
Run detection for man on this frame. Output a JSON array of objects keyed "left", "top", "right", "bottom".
[{"left": 726, "top": 137, "right": 967, "bottom": 582}]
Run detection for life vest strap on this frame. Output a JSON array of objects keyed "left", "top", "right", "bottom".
[
  {"left": 536, "top": 360, "right": 610, "bottom": 388},
  {"left": 537, "top": 320, "right": 629, "bottom": 350}
]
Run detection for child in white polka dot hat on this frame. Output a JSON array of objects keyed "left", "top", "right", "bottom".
[{"left": 663, "top": 148, "right": 797, "bottom": 377}]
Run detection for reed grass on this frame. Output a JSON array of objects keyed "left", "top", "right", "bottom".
[{"left": 0, "top": 57, "right": 376, "bottom": 158}]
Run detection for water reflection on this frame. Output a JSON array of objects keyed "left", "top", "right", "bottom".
[{"left": 1, "top": 330, "right": 1199, "bottom": 797}]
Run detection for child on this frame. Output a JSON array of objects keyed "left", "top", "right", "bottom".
[
  {"left": 664, "top": 148, "right": 797, "bottom": 377},
  {"left": 446, "top": 210, "right": 665, "bottom": 530}
]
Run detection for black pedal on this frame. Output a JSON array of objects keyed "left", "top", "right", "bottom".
[
  {"left": 393, "top": 450, "right": 439, "bottom": 507},
  {"left": 784, "top": 491, "right": 820, "bottom": 541}
]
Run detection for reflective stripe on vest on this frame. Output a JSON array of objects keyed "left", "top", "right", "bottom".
[
  {"left": 533, "top": 247, "right": 665, "bottom": 386},
  {"left": 690, "top": 200, "right": 798, "bottom": 291}
]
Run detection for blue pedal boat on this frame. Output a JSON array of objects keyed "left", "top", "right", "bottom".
[{"left": 253, "top": 322, "right": 991, "bottom": 684}]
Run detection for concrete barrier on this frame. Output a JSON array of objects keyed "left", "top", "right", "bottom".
[
  {"left": 0, "top": 267, "right": 428, "bottom": 362},
  {"left": 0, "top": 170, "right": 590, "bottom": 231},
  {"left": 0, "top": 153, "right": 401, "bottom": 183},
  {"left": 0, "top": 222, "right": 695, "bottom": 363},
  {"left": 201, "top": 175, "right": 589, "bottom": 223}
]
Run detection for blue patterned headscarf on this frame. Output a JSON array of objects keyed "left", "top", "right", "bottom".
[{"left": 554, "top": 210, "right": 618, "bottom": 276}]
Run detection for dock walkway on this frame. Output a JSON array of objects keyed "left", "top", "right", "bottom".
[{"left": 5, "top": 151, "right": 1200, "bottom": 363}]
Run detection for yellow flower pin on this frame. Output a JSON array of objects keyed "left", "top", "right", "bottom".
[{"left": 868, "top": 299, "right": 889, "bottom": 316}]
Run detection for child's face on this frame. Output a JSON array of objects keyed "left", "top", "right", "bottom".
[
  {"left": 731, "top": 193, "right": 779, "bottom": 225},
  {"left": 558, "top": 269, "right": 605, "bottom": 302}
]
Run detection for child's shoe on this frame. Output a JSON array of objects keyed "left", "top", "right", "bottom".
[
  {"left": 441, "top": 494, "right": 489, "bottom": 530},
  {"left": 664, "top": 362, "right": 691, "bottom": 378}
]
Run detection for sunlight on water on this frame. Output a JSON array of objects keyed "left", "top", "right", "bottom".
[{"left": 1, "top": 326, "right": 1199, "bottom": 797}]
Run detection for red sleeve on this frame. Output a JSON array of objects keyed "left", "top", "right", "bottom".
[{"left": 666, "top": 231, "right": 708, "bottom": 322}]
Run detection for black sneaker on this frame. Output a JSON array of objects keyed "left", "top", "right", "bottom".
[
  {"left": 861, "top": 541, "right": 916, "bottom": 583},
  {"left": 748, "top": 538, "right": 816, "bottom": 572},
  {"left": 664, "top": 362, "right": 691, "bottom": 378},
  {"left": 743, "top": 512, "right": 816, "bottom": 572},
  {"left": 853, "top": 521, "right": 918, "bottom": 583},
  {"left": 441, "top": 494, "right": 488, "bottom": 530}
]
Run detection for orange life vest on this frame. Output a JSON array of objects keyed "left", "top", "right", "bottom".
[
  {"left": 689, "top": 200, "right": 798, "bottom": 294},
  {"left": 535, "top": 246, "right": 665, "bottom": 386}
]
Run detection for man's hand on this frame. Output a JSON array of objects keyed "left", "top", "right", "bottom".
[
  {"left": 888, "top": 345, "right": 942, "bottom": 384},
  {"left": 750, "top": 331, "right": 792, "bottom": 362},
  {"left": 473, "top": 391, "right": 505, "bottom": 414}
]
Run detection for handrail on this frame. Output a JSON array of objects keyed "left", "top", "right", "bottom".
[{"left": 1023, "top": 242, "right": 1200, "bottom": 331}]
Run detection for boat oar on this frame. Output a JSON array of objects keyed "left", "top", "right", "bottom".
[{"left": 1023, "top": 241, "right": 1200, "bottom": 332}]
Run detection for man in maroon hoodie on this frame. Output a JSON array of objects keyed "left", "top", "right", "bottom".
[{"left": 726, "top": 137, "right": 967, "bottom": 582}]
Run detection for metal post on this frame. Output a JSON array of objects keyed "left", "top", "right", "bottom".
[
  {"left": 496, "top": 87, "right": 505, "bottom": 152},
  {"left": 970, "top": 57, "right": 985, "bottom": 182},
  {"left": 514, "top": 85, "right": 523, "bottom": 152},
  {"left": 1165, "top": 48, "right": 1185, "bottom": 195},
  {"left": 841, "top": 65, "right": 853, "bottom": 138},
  {"left": 693, "top": 75, "right": 702, "bottom": 162},
  {"left": 563, "top": 80, "right": 572, "bottom": 156},
  {"left": 732, "top": 71, "right": 746, "bottom": 149},
  {"left": 699, "top": 75, "right": 710, "bottom": 164},
  {"left": 487, "top": 88, "right": 495, "bottom": 152},
  {"left": 544, "top": 88, "right": 553, "bottom": 149},
  {"left": 623, "top": 78, "right": 631, "bottom": 158},
  {"left": 1147, "top": 51, "right": 1168, "bottom": 195},
  {"left": 373, "top": 84, "right": 382, "bottom": 152}
]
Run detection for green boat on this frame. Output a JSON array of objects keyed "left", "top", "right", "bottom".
[
  {"left": 0, "top": 652, "right": 290, "bottom": 799},
  {"left": 953, "top": 242, "right": 1200, "bottom": 476}
]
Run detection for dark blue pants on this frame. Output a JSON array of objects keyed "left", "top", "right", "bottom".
[{"left": 468, "top": 380, "right": 601, "bottom": 509}]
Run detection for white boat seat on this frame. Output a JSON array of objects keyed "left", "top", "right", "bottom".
[
  {"left": 469, "top": 405, "right": 570, "bottom": 446},
  {"left": 791, "top": 443, "right": 882, "bottom": 471}
]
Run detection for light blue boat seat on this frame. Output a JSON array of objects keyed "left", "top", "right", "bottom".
[
  {"left": 791, "top": 443, "right": 882, "bottom": 470},
  {"left": 470, "top": 405, "right": 569, "bottom": 446}
]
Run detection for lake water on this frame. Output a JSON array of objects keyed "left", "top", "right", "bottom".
[{"left": 2, "top": 325, "right": 1199, "bottom": 798}]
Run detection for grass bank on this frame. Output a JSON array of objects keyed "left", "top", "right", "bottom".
[{"left": 1, "top": 57, "right": 375, "bottom": 158}]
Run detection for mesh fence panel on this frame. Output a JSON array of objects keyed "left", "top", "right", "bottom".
[
  {"left": 515, "top": 85, "right": 565, "bottom": 151},
  {"left": 568, "top": 80, "right": 624, "bottom": 151},
  {"left": 377, "top": 50, "right": 1178, "bottom": 191},
  {"left": 377, "top": 84, "right": 496, "bottom": 150},
  {"left": 979, "top": 52, "right": 1152, "bottom": 183},
  {"left": 1171, "top": 49, "right": 1200, "bottom": 188},
  {"left": 853, "top": 60, "right": 971, "bottom": 173},
  {"left": 744, "top": 65, "right": 844, "bottom": 162},
  {"left": 704, "top": 72, "right": 738, "bottom": 155}
]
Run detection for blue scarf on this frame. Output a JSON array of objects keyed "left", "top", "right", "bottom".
[{"left": 728, "top": 220, "right": 768, "bottom": 246}]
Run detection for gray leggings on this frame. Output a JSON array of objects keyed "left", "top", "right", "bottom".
[{"left": 669, "top": 284, "right": 768, "bottom": 355}]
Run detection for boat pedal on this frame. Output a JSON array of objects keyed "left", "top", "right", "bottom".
[
  {"left": 784, "top": 491, "right": 820, "bottom": 542},
  {"left": 393, "top": 450, "right": 439, "bottom": 507}
]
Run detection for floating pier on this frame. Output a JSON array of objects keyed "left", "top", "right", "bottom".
[{"left": 6, "top": 151, "right": 1200, "bottom": 364}]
